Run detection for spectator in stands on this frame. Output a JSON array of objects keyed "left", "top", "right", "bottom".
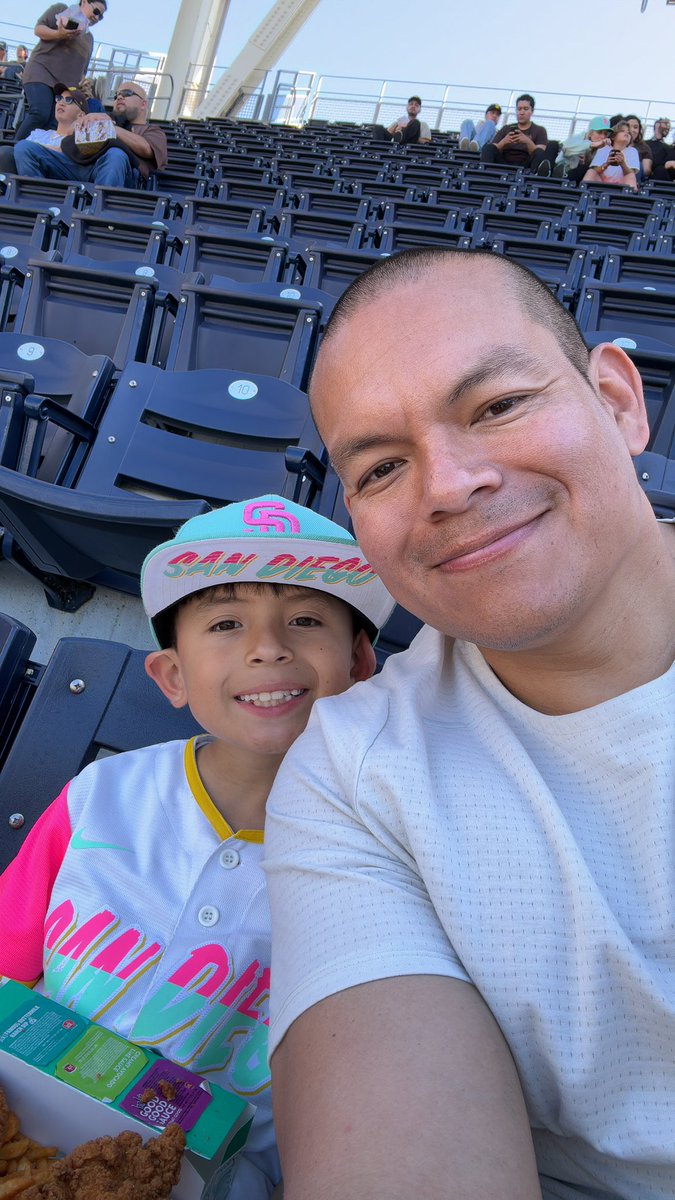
[
  {"left": 625, "top": 114, "right": 653, "bottom": 179},
  {"left": 458, "top": 103, "right": 502, "bottom": 152},
  {"left": 582, "top": 119, "right": 639, "bottom": 191},
  {"left": 0, "top": 42, "right": 7, "bottom": 75},
  {"left": 480, "top": 93, "right": 553, "bottom": 175},
  {"left": 647, "top": 116, "right": 675, "bottom": 180},
  {"left": 553, "top": 115, "right": 610, "bottom": 181},
  {"left": 16, "top": 45, "right": 29, "bottom": 64},
  {"left": 264, "top": 245, "right": 675, "bottom": 1200},
  {"left": 79, "top": 73, "right": 105, "bottom": 112},
  {"left": 13, "top": 0, "right": 105, "bottom": 141},
  {"left": 0, "top": 495, "right": 389, "bottom": 1200},
  {"left": 107, "top": 79, "right": 168, "bottom": 180},
  {"left": 372, "top": 96, "right": 431, "bottom": 145},
  {"left": 13, "top": 83, "right": 134, "bottom": 186}
]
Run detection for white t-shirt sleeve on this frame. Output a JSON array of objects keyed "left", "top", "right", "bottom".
[
  {"left": 625, "top": 145, "right": 640, "bottom": 169},
  {"left": 590, "top": 145, "right": 610, "bottom": 168},
  {"left": 264, "top": 681, "right": 471, "bottom": 1057}
]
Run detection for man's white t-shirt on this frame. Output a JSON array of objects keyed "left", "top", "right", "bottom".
[
  {"left": 265, "top": 621, "right": 675, "bottom": 1199},
  {"left": 27, "top": 128, "right": 63, "bottom": 150},
  {"left": 395, "top": 113, "right": 432, "bottom": 140}
]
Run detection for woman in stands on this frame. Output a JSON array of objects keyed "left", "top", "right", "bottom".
[
  {"left": 582, "top": 120, "right": 639, "bottom": 192},
  {"left": 625, "top": 114, "right": 653, "bottom": 179}
]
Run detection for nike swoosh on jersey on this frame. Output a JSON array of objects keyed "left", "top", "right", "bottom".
[{"left": 71, "top": 829, "right": 131, "bottom": 853}]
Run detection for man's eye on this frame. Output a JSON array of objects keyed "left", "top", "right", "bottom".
[
  {"left": 480, "top": 396, "right": 524, "bottom": 420},
  {"left": 290, "top": 616, "right": 321, "bottom": 627},
  {"left": 361, "top": 460, "right": 400, "bottom": 487}
]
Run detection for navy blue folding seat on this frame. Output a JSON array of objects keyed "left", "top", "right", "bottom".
[
  {"left": 61, "top": 212, "right": 169, "bottom": 265},
  {"left": 166, "top": 278, "right": 324, "bottom": 386},
  {"left": 0, "top": 174, "right": 87, "bottom": 222},
  {"left": 212, "top": 180, "right": 287, "bottom": 210},
  {"left": 575, "top": 282, "right": 675, "bottom": 356},
  {"left": 74, "top": 361, "right": 331, "bottom": 509},
  {"left": 375, "top": 224, "right": 472, "bottom": 254},
  {"left": 290, "top": 190, "right": 371, "bottom": 222},
  {"left": 378, "top": 200, "right": 466, "bottom": 230},
  {"left": 0, "top": 611, "right": 39, "bottom": 771},
  {"left": 174, "top": 228, "right": 287, "bottom": 283},
  {"left": 598, "top": 248, "right": 675, "bottom": 291},
  {"left": 176, "top": 196, "right": 269, "bottom": 236},
  {"left": 276, "top": 209, "right": 368, "bottom": 250},
  {"left": 0, "top": 206, "right": 64, "bottom": 330},
  {"left": 0, "top": 636, "right": 202, "bottom": 868},
  {"left": 86, "top": 185, "right": 175, "bottom": 223},
  {"left": 0, "top": 467, "right": 208, "bottom": 607},
  {"left": 14, "top": 258, "right": 160, "bottom": 369},
  {"left": 295, "top": 244, "right": 386, "bottom": 296},
  {"left": 473, "top": 234, "right": 594, "bottom": 294},
  {"left": 0, "top": 333, "right": 114, "bottom": 483},
  {"left": 469, "top": 210, "right": 558, "bottom": 243},
  {"left": 634, "top": 450, "right": 675, "bottom": 519}
]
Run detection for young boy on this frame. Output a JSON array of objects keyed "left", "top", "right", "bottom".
[{"left": 0, "top": 495, "right": 394, "bottom": 1199}]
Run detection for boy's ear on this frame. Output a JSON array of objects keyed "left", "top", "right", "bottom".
[
  {"left": 144, "top": 649, "right": 188, "bottom": 709},
  {"left": 350, "top": 629, "right": 377, "bottom": 683}
]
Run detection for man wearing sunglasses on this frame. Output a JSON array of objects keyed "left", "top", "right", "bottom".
[
  {"left": 14, "top": 0, "right": 105, "bottom": 140},
  {"left": 107, "top": 82, "right": 168, "bottom": 181}
]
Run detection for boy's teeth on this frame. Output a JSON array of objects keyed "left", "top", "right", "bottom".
[{"left": 238, "top": 689, "right": 304, "bottom": 708}]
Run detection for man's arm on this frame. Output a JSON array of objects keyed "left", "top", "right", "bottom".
[
  {"left": 112, "top": 123, "right": 156, "bottom": 161},
  {"left": 273, "top": 976, "right": 542, "bottom": 1200}
]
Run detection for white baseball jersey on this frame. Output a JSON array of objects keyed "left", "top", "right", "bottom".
[{"left": 0, "top": 737, "right": 278, "bottom": 1196}]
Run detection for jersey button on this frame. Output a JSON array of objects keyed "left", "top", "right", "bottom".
[
  {"left": 198, "top": 905, "right": 220, "bottom": 927},
  {"left": 220, "top": 848, "right": 241, "bottom": 869}
]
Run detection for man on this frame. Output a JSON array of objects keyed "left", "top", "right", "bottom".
[
  {"left": 105, "top": 80, "right": 168, "bottom": 181},
  {"left": 647, "top": 116, "right": 675, "bottom": 180},
  {"left": 373, "top": 95, "right": 431, "bottom": 145},
  {"left": 1, "top": 82, "right": 86, "bottom": 174},
  {"left": 482, "top": 92, "right": 552, "bottom": 174},
  {"left": 264, "top": 248, "right": 675, "bottom": 1200},
  {"left": 14, "top": 80, "right": 167, "bottom": 187},
  {"left": 14, "top": 0, "right": 104, "bottom": 140},
  {"left": 458, "top": 102, "right": 502, "bottom": 151}
]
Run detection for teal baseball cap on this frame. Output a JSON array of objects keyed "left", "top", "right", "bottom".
[{"left": 141, "top": 495, "right": 395, "bottom": 645}]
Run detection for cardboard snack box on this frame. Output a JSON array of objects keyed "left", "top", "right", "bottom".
[{"left": 0, "top": 981, "right": 254, "bottom": 1199}]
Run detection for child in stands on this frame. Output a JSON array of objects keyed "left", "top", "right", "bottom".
[
  {"left": 0, "top": 495, "right": 394, "bottom": 1199},
  {"left": 582, "top": 119, "right": 639, "bottom": 191}
]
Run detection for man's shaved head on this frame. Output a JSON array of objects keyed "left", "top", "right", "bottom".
[{"left": 312, "top": 248, "right": 590, "bottom": 411}]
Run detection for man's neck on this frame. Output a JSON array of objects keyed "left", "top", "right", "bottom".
[{"left": 478, "top": 522, "right": 675, "bottom": 716}]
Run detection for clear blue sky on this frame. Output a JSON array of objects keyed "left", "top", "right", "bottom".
[{"left": 1, "top": 0, "right": 675, "bottom": 112}]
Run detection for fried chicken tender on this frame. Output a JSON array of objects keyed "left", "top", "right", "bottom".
[
  {"left": 21, "top": 1124, "right": 185, "bottom": 1200},
  {"left": 0, "top": 1084, "right": 8, "bottom": 1146}
]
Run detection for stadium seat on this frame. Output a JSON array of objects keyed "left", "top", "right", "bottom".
[
  {"left": 74, "top": 361, "right": 330, "bottom": 509},
  {"left": 166, "top": 278, "right": 324, "bottom": 386},
  {"left": 295, "top": 243, "right": 385, "bottom": 296},
  {"left": 86, "top": 185, "right": 175, "bottom": 223},
  {"left": 0, "top": 333, "right": 114, "bottom": 484},
  {"left": 475, "top": 235, "right": 594, "bottom": 293},
  {"left": 174, "top": 227, "right": 288, "bottom": 282},
  {"left": 0, "top": 466, "right": 208, "bottom": 607},
  {"left": 0, "top": 174, "right": 87, "bottom": 222},
  {"left": 61, "top": 213, "right": 169, "bottom": 265},
  {"left": 0, "top": 636, "right": 202, "bottom": 868},
  {"left": 575, "top": 281, "right": 675, "bottom": 354},
  {"left": 598, "top": 248, "right": 675, "bottom": 291},
  {"left": 0, "top": 611, "right": 39, "bottom": 771},
  {"left": 13, "top": 258, "right": 161, "bottom": 369},
  {"left": 634, "top": 450, "right": 675, "bottom": 518},
  {"left": 276, "top": 209, "right": 368, "bottom": 249}
]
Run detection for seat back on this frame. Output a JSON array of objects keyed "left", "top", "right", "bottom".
[{"left": 0, "top": 636, "right": 203, "bottom": 870}]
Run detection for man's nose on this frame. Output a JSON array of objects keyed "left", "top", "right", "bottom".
[{"left": 421, "top": 434, "right": 502, "bottom": 516}]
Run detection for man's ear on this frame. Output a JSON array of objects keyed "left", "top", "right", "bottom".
[
  {"left": 144, "top": 649, "right": 188, "bottom": 709},
  {"left": 350, "top": 629, "right": 377, "bottom": 683},
  {"left": 588, "top": 342, "right": 650, "bottom": 455}
]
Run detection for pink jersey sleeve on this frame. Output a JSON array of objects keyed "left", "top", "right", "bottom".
[{"left": 0, "top": 786, "right": 73, "bottom": 983}]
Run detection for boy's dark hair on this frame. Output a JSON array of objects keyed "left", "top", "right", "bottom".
[
  {"left": 154, "top": 582, "right": 376, "bottom": 650},
  {"left": 516, "top": 93, "right": 535, "bottom": 110},
  {"left": 408, "top": 95, "right": 422, "bottom": 106},
  {"left": 609, "top": 113, "right": 623, "bottom": 127}
]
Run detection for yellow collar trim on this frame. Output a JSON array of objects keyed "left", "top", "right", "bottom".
[{"left": 184, "top": 739, "right": 264, "bottom": 843}]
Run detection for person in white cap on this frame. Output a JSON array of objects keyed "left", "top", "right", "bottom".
[{"left": 0, "top": 495, "right": 394, "bottom": 1200}]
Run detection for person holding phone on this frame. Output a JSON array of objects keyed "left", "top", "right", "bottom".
[
  {"left": 582, "top": 119, "right": 639, "bottom": 191},
  {"left": 14, "top": 0, "right": 105, "bottom": 140},
  {"left": 480, "top": 93, "right": 553, "bottom": 174}
]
